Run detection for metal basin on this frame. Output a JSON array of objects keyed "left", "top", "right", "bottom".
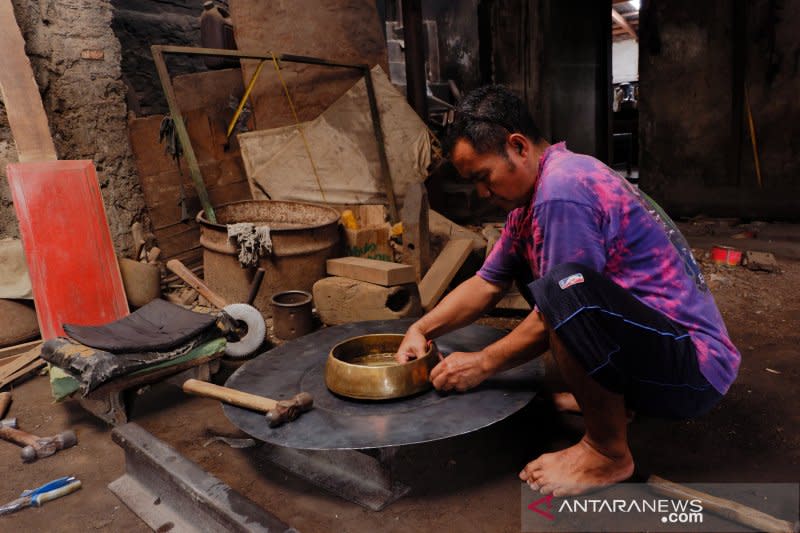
[
  {"left": 325, "top": 334, "right": 438, "bottom": 400},
  {"left": 197, "top": 200, "right": 341, "bottom": 318}
]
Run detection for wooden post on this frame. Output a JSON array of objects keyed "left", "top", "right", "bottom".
[{"left": 400, "top": 181, "right": 431, "bottom": 281}]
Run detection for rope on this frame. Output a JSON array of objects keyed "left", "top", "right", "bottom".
[
  {"left": 270, "top": 53, "right": 327, "bottom": 203},
  {"left": 226, "top": 59, "right": 265, "bottom": 139}
]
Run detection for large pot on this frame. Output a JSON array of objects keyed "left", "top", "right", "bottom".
[{"left": 197, "top": 200, "right": 340, "bottom": 317}]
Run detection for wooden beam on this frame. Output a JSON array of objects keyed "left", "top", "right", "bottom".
[
  {"left": 418, "top": 239, "right": 472, "bottom": 311},
  {"left": 0, "top": 2, "right": 57, "bottom": 162},
  {"left": 612, "top": 8, "right": 638, "bottom": 41}
]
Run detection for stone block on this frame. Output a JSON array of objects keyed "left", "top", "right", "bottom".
[
  {"left": 743, "top": 250, "right": 779, "bottom": 273},
  {"left": 313, "top": 277, "right": 422, "bottom": 326}
]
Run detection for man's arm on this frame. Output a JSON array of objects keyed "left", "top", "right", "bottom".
[
  {"left": 396, "top": 275, "right": 509, "bottom": 361},
  {"left": 430, "top": 307, "right": 549, "bottom": 391}
]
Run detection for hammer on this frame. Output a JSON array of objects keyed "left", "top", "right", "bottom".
[
  {"left": 182, "top": 379, "right": 313, "bottom": 427},
  {"left": 166, "top": 259, "right": 266, "bottom": 358},
  {"left": 0, "top": 420, "right": 77, "bottom": 463}
]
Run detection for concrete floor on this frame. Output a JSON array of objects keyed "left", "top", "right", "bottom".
[{"left": 1, "top": 240, "right": 798, "bottom": 532}]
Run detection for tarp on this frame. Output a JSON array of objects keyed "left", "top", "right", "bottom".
[
  {"left": 238, "top": 66, "right": 430, "bottom": 206},
  {"left": 0, "top": 238, "right": 32, "bottom": 299}
]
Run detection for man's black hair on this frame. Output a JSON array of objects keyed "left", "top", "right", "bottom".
[{"left": 444, "top": 85, "right": 541, "bottom": 158}]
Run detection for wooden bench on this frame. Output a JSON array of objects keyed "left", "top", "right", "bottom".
[{"left": 78, "top": 346, "right": 224, "bottom": 426}]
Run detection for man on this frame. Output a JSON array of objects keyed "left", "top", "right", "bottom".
[{"left": 396, "top": 86, "right": 740, "bottom": 497}]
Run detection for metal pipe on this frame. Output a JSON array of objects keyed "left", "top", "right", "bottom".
[{"left": 153, "top": 44, "right": 366, "bottom": 70}]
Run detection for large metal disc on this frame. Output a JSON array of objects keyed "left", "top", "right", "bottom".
[{"left": 223, "top": 319, "right": 543, "bottom": 450}]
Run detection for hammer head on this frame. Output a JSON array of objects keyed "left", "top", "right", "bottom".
[
  {"left": 20, "top": 429, "right": 78, "bottom": 463},
  {"left": 0, "top": 417, "right": 18, "bottom": 429},
  {"left": 265, "top": 392, "right": 313, "bottom": 427}
]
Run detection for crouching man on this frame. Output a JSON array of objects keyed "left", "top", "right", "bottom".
[{"left": 396, "top": 86, "right": 740, "bottom": 497}]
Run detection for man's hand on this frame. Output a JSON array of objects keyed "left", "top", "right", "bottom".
[
  {"left": 395, "top": 325, "right": 429, "bottom": 363},
  {"left": 430, "top": 351, "right": 493, "bottom": 392}
]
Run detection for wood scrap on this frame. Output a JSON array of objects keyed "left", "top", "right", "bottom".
[
  {"left": 0, "top": 358, "right": 46, "bottom": 390},
  {"left": 326, "top": 257, "right": 416, "bottom": 287},
  {"left": 0, "top": 345, "right": 43, "bottom": 387},
  {"left": 429, "top": 210, "right": 487, "bottom": 252},
  {"left": 0, "top": 340, "right": 42, "bottom": 362},
  {"left": 131, "top": 221, "right": 146, "bottom": 259},
  {"left": 419, "top": 239, "right": 473, "bottom": 311},
  {"left": 146, "top": 246, "right": 162, "bottom": 263}
]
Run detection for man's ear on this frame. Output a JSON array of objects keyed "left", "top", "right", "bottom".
[{"left": 508, "top": 133, "right": 528, "bottom": 156}]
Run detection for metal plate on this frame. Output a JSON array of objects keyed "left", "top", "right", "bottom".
[{"left": 224, "top": 319, "right": 542, "bottom": 450}]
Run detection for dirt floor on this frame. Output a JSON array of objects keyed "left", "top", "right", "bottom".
[{"left": 1, "top": 232, "right": 799, "bottom": 532}]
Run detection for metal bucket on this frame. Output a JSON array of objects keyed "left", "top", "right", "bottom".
[
  {"left": 197, "top": 200, "right": 340, "bottom": 316},
  {"left": 271, "top": 290, "right": 314, "bottom": 340}
]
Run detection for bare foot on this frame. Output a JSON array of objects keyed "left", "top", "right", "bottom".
[
  {"left": 518, "top": 437, "right": 634, "bottom": 497},
  {"left": 552, "top": 392, "right": 581, "bottom": 413}
]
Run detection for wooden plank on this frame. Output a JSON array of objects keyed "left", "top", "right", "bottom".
[
  {"left": 0, "top": 358, "right": 45, "bottom": 390},
  {"left": 0, "top": 340, "right": 42, "bottom": 361},
  {"left": 154, "top": 228, "right": 201, "bottom": 260},
  {"left": 418, "top": 239, "right": 473, "bottom": 311},
  {"left": 0, "top": 2, "right": 57, "bottom": 162},
  {"left": 0, "top": 345, "right": 42, "bottom": 383},
  {"left": 326, "top": 257, "right": 416, "bottom": 287},
  {"left": 400, "top": 182, "right": 431, "bottom": 282},
  {"left": 173, "top": 68, "right": 246, "bottom": 113},
  {"left": 7, "top": 161, "right": 129, "bottom": 339}
]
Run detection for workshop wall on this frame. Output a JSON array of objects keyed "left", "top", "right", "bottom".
[
  {"left": 640, "top": 0, "right": 800, "bottom": 219},
  {"left": 111, "top": 0, "right": 205, "bottom": 115},
  {"left": 0, "top": 0, "right": 146, "bottom": 255}
]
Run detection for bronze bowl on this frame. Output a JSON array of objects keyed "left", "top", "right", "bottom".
[{"left": 324, "top": 334, "right": 438, "bottom": 400}]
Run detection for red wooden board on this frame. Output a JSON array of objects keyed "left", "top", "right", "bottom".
[{"left": 7, "top": 160, "right": 129, "bottom": 339}]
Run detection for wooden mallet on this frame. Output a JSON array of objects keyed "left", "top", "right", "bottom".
[{"left": 182, "top": 379, "right": 313, "bottom": 427}]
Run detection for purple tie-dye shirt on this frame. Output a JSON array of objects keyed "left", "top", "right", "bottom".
[{"left": 478, "top": 142, "right": 740, "bottom": 394}]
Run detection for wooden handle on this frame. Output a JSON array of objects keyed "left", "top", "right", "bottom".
[
  {"left": 648, "top": 475, "right": 796, "bottom": 533},
  {"left": 166, "top": 259, "right": 228, "bottom": 309},
  {"left": 246, "top": 268, "right": 266, "bottom": 306},
  {"left": 182, "top": 379, "right": 277, "bottom": 413},
  {"left": 0, "top": 425, "right": 39, "bottom": 447},
  {"left": 0, "top": 392, "right": 11, "bottom": 419}
]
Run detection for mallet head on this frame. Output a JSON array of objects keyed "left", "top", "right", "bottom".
[
  {"left": 265, "top": 392, "right": 313, "bottom": 427},
  {"left": 20, "top": 429, "right": 78, "bottom": 463}
]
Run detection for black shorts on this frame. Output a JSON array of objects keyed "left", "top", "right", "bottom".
[{"left": 529, "top": 263, "right": 722, "bottom": 419}]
